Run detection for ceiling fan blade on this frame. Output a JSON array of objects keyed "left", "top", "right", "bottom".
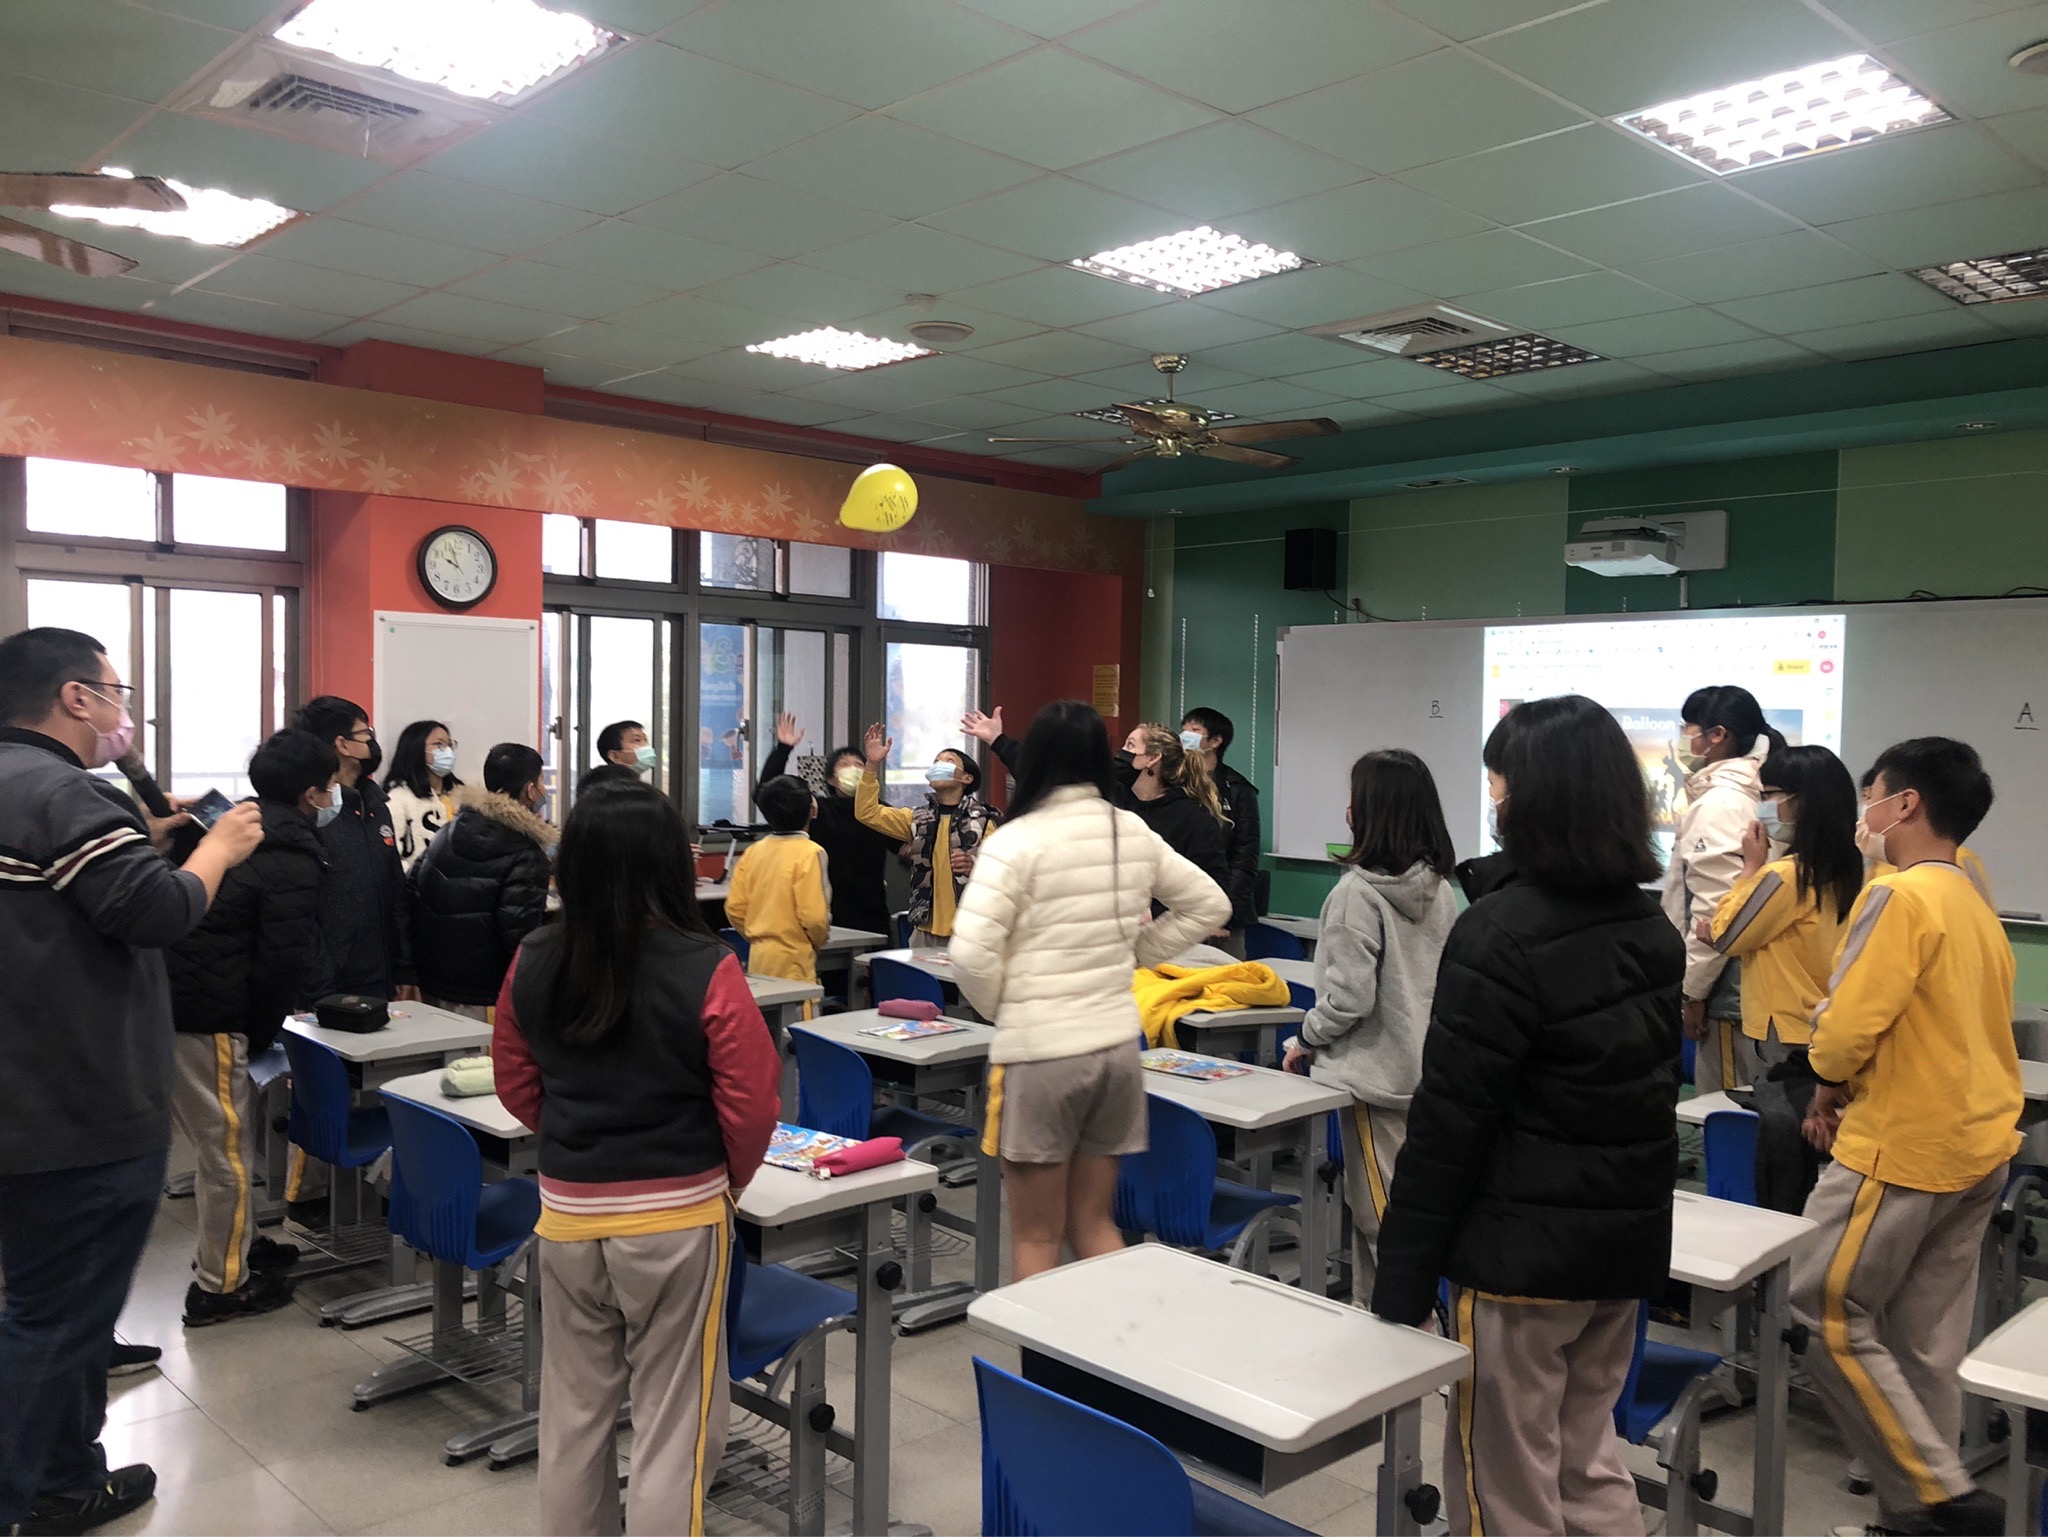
[
  {"left": 1207, "top": 417, "right": 1340, "bottom": 445},
  {"left": 1113, "top": 403, "right": 1178, "bottom": 438},
  {"left": 0, "top": 173, "right": 184, "bottom": 212},
  {"left": 987, "top": 435, "right": 1131, "bottom": 444},
  {"left": 1098, "top": 447, "right": 1160, "bottom": 474},
  {"left": 0, "top": 213, "right": 136, "bottom": 277},
  {"left": 1195, "top": 440, "right": 1298, "bottom": 471}
]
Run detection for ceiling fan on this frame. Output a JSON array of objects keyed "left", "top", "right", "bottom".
[
  {"left": 990, "top": 353, "right": 1339, "bottom": 471},
  {"left": 0, "top": 171, "right": 187, "bottom": 277}
]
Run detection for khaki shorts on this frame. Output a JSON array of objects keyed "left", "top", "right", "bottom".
[{"left": 982, "top": 1044, "right": 1148, "bottom": 1165}]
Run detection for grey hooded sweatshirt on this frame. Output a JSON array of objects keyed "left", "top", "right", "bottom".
[{"left": 1299, "top": 861, "right": 1457, "bottom": 1111}]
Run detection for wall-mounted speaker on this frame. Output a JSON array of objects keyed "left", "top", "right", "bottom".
[{"left": 1283, "top": 527, "right": 1338, "bottom": 592}]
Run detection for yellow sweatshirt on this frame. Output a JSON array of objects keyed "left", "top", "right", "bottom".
[
  {"left": 725, "top": 833, "right": 831, "bottom": 984},
  {"left": 1872, "top": 845, "right": 1992, "bottom": 909},
  {"left": 854, "top": 769, "right": 960, "bottom": 938},
  {"left": 1811, "top": 861, "right": 2022, "bottom": 1192},
  {"left": 1708, "top": 857, "right": 1850, "bottom": 1045},
  {"left": 1132, "top": 962, "right": 1291, "bottom": 1050}
]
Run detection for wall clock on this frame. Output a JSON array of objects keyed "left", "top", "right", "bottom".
[{"left": 418, "top": 525, "right": 497, "bottom": 610}]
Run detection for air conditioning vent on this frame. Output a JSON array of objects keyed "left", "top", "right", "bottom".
[
  {"left": 170, "top": 41, "right": 493, "bottom": 165},
  {"left": 1311, "top": 304, "right": 1518, "bottom": 358}
]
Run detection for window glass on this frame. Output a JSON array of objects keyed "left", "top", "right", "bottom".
[
  {"left": 172, "top": 474, "right": 287, "bottom": 550},
  {"left": 698, "top": 622, "right": 750, "bottom": 823},
  {"left": 166, "top": 589, "right": 264, "bottom": 801},
  {"left": 541, "top": 514, "right": 583, "bottom": 576},
  {"left": 885, "top": 641, "right": 979, "bottom": 797},
  {"left": 700, "top": 534, "right": 775, "bottom": 592},
  {"left": 588, "top": 615, "right": 662, "bottom": 789},
  {"left": 25, "top": 578, "right": 133, "bottom": 679},
  {"left": 878, "top": 552, "right": 979, "bottom": 624},
  {"left": 594, "top": 518, "right": 674, "bottom": 583},
  {"left": 788, "top": 540, "right": 853, "bottom": 598},
  {"left": 26, "top": 459, "right": 155, "bottom": 541}
]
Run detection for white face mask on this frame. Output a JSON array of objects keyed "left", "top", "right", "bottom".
[
  {"left": 1179, "top": 728, "right": 1205, "bottom": 753},
  {"left": 1856, "top": 789, "right": 1909, "bottom": 862},
  {"left": 1487, "top": 795, "right": 1504, "bottom": 845},
  {"left": 1757, "top": 799, "right": 1792, "bottom": 841},
  {"left": 834, "top": 765, "right": 864, "bottom": 794},
  {"left": 428, "top": 746, "right": 456, "bottom": 777},
  {"left": 315, "top": 783, "right": 343, "bottom": 828},
  {"left": 1674, "top": 732, "right": 1711, "bottom": 774},
  {"left": 633, "top": 744, "right": 657, "bottom": 775}
]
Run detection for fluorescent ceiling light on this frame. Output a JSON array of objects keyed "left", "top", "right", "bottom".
[
  {"left": 51, "top": 168, "right": 296, "bottom": 247},
  {"left": 1617, "top": 53, "right": 1951, "bottom": 174},
  {"left": 1070, "top": 226, "right": 1312, "bottom": 297},
  {"left": 1411, "top": 334, "right": 1600, "bottom": 380},
  {"left": 275, "top": 0, "right": 621, "bottom": 104},
  {"left": 1912, "top": 247, "right": 2048, "bottom": 305},
  {"left": 745, "top": 327, "right": 934, "bottom": 370}
]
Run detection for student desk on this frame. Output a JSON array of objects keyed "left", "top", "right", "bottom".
[
  {"left": 788, "top": 1009, "right": 1000, "bottom": 1330},
  {"left": 1675, "top": 1090, "right": 1748, "bottom": 1126},
  {"left": 1170, "top": 1005, "right": 1304, "bottom": 1069},
  {"left": 698, "top": 879, "right": 731, "bottom": 904},
  {"left": 1265, "top": 957, "right": 1317, "bottom": 994},
  {"left": 1664, "top": 1190, "right": 1817, "bottom": 1537},
  {"left": 1958, "top": 1296, "right": 2048, "bottom": 1537},
  {"left": 815, "top": 925, "right": 889, "bottom": 999},
  {"left": 1260, "top": 913, "right": 1322, "bottom": 955},
  {"left": 968, "top": 1243, "right": 1469, "bottom": 1536},
  {"left": 749, "top": 974, "right": 824, "bottom": 1034},
  {"left": 1142, "top": 1059, "right": 1349, "bottom": 1295}
]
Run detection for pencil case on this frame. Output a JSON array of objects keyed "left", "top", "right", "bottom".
[
  {"left": 876, "top": 998, "right": 941, "bottom": 1022},
  {"left": 315, "top": 993, "right": 388, "bottom": 1033},
  {"left": 812, "top": 1137, "right": 905, "bottom": 1179}
]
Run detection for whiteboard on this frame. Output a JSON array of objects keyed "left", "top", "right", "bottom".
[
  {"left": 1274, "top": 599, "right": 2048, "bottom": 922},
  {"left": 373, "top": 611, "right": 540, "bottom": 787}
]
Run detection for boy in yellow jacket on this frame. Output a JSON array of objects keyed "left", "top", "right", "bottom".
[
  {"left": 1791, "top": 737, "right": 2020, "bottom": 1537},
  {"left": 725, "top": 775, "right": 831, "bottom": 985}
]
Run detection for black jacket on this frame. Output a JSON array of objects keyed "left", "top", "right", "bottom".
[
  {"left": 1212, "top": 762, "right": 1261, "bottom": 931},
  {"left": 759, "top": 741, "right": 896, "bottom": 937},
  {"left": 1111, "top": 761, "right": 1231, "bottom": 901},
  {"left": 309, "top": 777, "right": 412, "bottom": 1000},
  {"left": 410, "top": 787, "right": 554, "bottom": 1006},
  {"left": 1372, "top": 859, "right": 1684, "bottom": 1325},
  {"left": 167, "top": 797, "right": 325, "bottom": 1052}
]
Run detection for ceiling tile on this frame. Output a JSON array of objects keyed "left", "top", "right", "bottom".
[
  {"left": 1068, "top": 358, "right": 1255, "bottom": 398},
  {"left": 424, "top": 120, "right": 717, "bottom": 217},
  {"left": 532, "top": 322, "right": 709, "bottom": 371},
  {"left": 195, "top": 255, "right": 418, "bottom": 315},
  {"left": 1974, "top": 297, "right": 2048, "bottom": 337},
  {"left": 1714, "top": 271, "right": 1963, "bottom": 333},
  {"left": 1550, "top": 306, "right": 1767, "bottom": 357},
  {"left": 1457, "top": 270, "right": 1688, "bottom": 330},
  {"left": 1783, "top": 310, "right": 2005, "bottom": 360},
  {"left": 318, "top": 318, "right": 504, "bottom": 354},
  {"left": 887, "top": 50, "right": 1219, "bottom": 170},
  {"left": 1200, "top": 330, "right": 1390, "bottom": 376},
  {"left": 981, "top": 377, "right": 1141, "bottom": 414},
  {"left": 881, "top": 352, "right": 1052, "bottom": 396},
  {"left": 1629, "top": 336, "right": 1818, "bottom": 378},
  {"left": 447, "top": 260, "right": 668, "bottom": 319},
  {"left": 0, "top": 0, "right": 236, "bottom": 103},
  {"left": 528, "top": 357, "right": 662, "bottom": 390},
  {"left": 744, "top": 116, "right": 1040, "bottom": 221},
  {"left": 1200, "top": 263, "right": 1429, "bottom": 327},
  {"left": 259, "top": 219, "right": 501, "bottom": 288},
  {"left": 1239, "top": 179, "right": 1491, "bottom": 263},
  {"left": 958, "top": 330, "right": 1151, "bottom": 375},
  {"left": 376, "top": 292, "right": 570, "bottom": 347},
  {"left": 1812, "top": 0, "right": 2038, "bottom": 45},
  {"left": 1067, "top": 0, "right": 1440, "bottom": 113},
  {"left": 541, "top": 0, "right": 711, "bottom": 33},
  {"left": 1077, "top": 301, "right": 1285, "bottom": 352},
  {"left": 1516, "top": 184, "right": 1799, "bottom": 267},
  {"left": 1822, "top": 187, "right": 2048, "bottom": 269},
  {"left": 1322, "top": 401, "right": 1415, "bottom": 428},
  {"left": 818, "top": 412, "right": 971, "bottom": 443},
  {"left": 1486, "top": 358, "right": 1665, "bottom": 399},
  {"left": 1009, "top": 442, "right": 1128, "bottom": 468},
  {"left": 342, "top": 173, "right": 601, "bottom": 256},
  {"left": 1366, "top": 378, "right": 1516, "bottom": 414},
  {"left": 1883, "top": 5, "right": 2048, "bottom": 119},
  {"left": 922, "top": 177, "right": 1176, "bottom": 262},
  {"left": 0, "top": 261, "right": 169, "bottom": 311},
  {"left": 1983, "top": 105, "right": 2048, "bottom": 174},
  {"left": 147, "top": 288, "right": 354, "bottom": 342},
  {"left": 852, "top": 298, "right": 1048, "bottom": 350},
  {"left": 1250, "top": 49, "right": 1585, "bottom": 174},
  {"left": 955, "top": 264, "right": 1171, "bottom": 327},
  {"left": 780, "top": 360, "right": 971, "bottom": 412},
  {"left": 1072, "top": 122, "right": 1364, "bottom": 222},
  {"left": 624, "top": 293, "right": 793, "bottom": 346},
  {"left": 1379, "top": 0, "right": 1612, "bottom": 43},
  {"left": 799, "top": 223, "right": 1039, "bottom": 293},
  {"left": 670, "top": 0, "right": 1031, "bottom": 109},
  {"left": 1360, "top": 229, "right": 1597, "bottom": 297},
  {"left": 1187, "top": 379, "right": 1345, "bottom": 418},
  {"left": 1625, "top": 230, "right": 1884, "bottom": 304},
  {"left": 947, "top": 0, "right": 1147, "bottom": 38},
  {"left": 982, "top": 414, "right": 1130, "bottom": 445},
  {"left": 1732, "top": 126, "right": 2037, "bottom": 226},
  {"left": 23, "top": 210, "right": 232, "bottom": 285},
  {"left": 108, "top": 111, "right": 389, "bottom": 212},
  {"left": 1401, "top": 125, "right": 1708, "bottom": 226},
  {"left": 687, "top": 262, "right": 905, "bottom": 325},
  {"left": 528, "top": 40, "right": 859, "bottom": 168},
  {"left": 0, "top": 76, "right": 148, "bottom": 167},
  {"left": 1341, "top": 359, "right": 1502, "bottom": 398},
  {"left": 665, "top": 346, "right": 831, "bottom": 391},
  {"left": 629, "top": 173, "right": 897, "bottom": 257},
  {"left": 529, "top": 220, "right": 760, "bottom": 289},
  {"left": 1286, "top": 353, "right": 1420, "bottom": 396},
  {"left": 900, "top": 394, "right": 1048, "bottom": 430},
  {"left": 139, "top": 0, "right": 289, "bottom": 25},
  {"left": 1471, "top": 0, "right": 1857, "bottom": 118}
]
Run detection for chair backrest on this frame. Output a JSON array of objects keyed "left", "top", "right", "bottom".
[
  {"left": 894, "top": 911, "right": 913, "bottom": 948},
  {"left": 869, "top": 956, "right": 947, "bottom": 1011},
  {"left": 1325, "top": 1109, "right": 1344, "bottom": 1169},
  {"left": 1245, "top": 923, "right": 1306, "bottom": 962},
  {"left": 1285, "top": 982, "right": 1316, "bottom": 1015},
  {"left": 1680, "top": 1036, "right": 1697, "bottom": 1086},
  {"left": 382, "top": 1096, "right": 486, "bottom": 1265},
  {"left": 1703, "top": 1109, "right": 1761, "bottom": 1206},
  {"left": 1115, "top": 1096, "right": 1219, "bottom": 1248},
  {"left": 281, "top": 1032, "right": 365, "bottom": 1166},
  {"left": 1613, "top": 1299, "right": 1654, "bottom": 1443},
  {"left": 719, "top": 927, "right": 751, "bottom": 964},
  {"left": 789, "top": 1028, "right": 875, "bottom": 1141},
  {"left": 974, "top": 1357, "right": 1193, "bottom": 1536}
]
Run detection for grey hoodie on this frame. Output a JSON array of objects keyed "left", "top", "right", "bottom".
[{"left": 1298, "top": 861, "right": 1457, "bottom": 1111}]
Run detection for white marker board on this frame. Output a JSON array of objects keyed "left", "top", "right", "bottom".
[
  {"left": 1274, "top": 598, "right": 2048, "bottom": 923},
  {"left": 373, "top": 611, "right": 540, "bottom": 787}
]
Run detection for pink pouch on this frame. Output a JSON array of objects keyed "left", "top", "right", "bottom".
[
  {"left": 877, "top": 998, "right": 941, "bottom": 1021},
  {"left": 813, "top": 1137, "right": 905, "bottom": 1178}
]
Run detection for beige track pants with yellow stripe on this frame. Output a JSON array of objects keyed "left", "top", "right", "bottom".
[
  {"left": 169, "top": 1032, "right": 259, "bottom": 1295},
  {"left": 1791, "top": 1160, "right": 2005, "bottom": 1520},
  {"left": 1336, "top": 1099, "right": 1406, "bottom": 1307}
]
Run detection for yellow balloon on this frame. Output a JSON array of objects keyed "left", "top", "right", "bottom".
[{"left": 838, "top": 463, "right": 918, "bottom": 532}]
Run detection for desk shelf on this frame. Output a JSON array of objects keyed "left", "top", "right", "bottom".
[{"left": 386, "top": 1306, "right": 530, "bottom": 1388}]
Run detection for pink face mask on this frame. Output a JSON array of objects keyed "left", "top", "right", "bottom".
[{"left": 81, "top": 686, "right": 136, "bottom": 769}]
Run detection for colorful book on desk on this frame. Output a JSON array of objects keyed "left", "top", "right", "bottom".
[
  {"left": 763, "top": 1124, "right": 904, "bottom": 1179},
  {"left": 861, "top": 1017, "right": 971, "bottom": 1041},
  {"left": 1141, "top": 1049, "right": 1252, "bottom": 1081}
]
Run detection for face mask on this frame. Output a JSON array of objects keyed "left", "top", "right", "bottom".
[
  {"left": 925, "top": 761, "right": 957, "bottom": 786},
  {"left": 1757, "top": 800, "right": 1794, "bottom": 844},
  {"left": 80, "top": 687, "right": 135, "bottom": 771},
  {"left": 835, "top": 765, "right": 864, "bottom": 794},
  {"left": 633, "top": 744, "right": 658, "bottom": 775},
  {"left": 1487, "top": 796, "right": 1504, "bottom": 844},
  {"left": 1179, "top": 729, "right": 1205, "bottom": 753},
  {"left": 532, "top": 795, "right": 550, "bottom": 821},
  {"left": 1856, "top": 790, "right": 1909, "bottom": 861},
  {"left": 360, "top": 735, "right": 382, "bottom": 778},
  {"left": 315, "top": 783, "right": 343, "bottom": 828},
  {"left": 1674, "top": 735, "right": 1710, "bottom": 774},
  {"left": 428, "top": 747, "right": 457, "bottom": 777}
]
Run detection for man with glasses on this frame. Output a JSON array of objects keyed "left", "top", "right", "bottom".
[{"left": 0, "top": 627, "right": 264, "bottom": 1534}]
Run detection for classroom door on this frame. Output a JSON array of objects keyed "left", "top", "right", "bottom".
[{"left": 696, "top": 620, "right": 854, "bottom": 827}]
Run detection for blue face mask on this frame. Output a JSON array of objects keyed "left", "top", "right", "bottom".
[
  {"left": 428, "top": 746, "right": 456, "bottom": 777},
  {"left": 925, "top": 761, "right": 957, "bottom": 786},
  {"left": 1179, "top": 728, "right": 1205, "bottom": 753},
  {"left": 633, "top": 744, "right": 657, "bottom": 774},
  {"left": 315, "top": 784, "right": 342, "bottom": 828},
  {"left": 1757, "top": 799, "right": 1793, "bottom": 840}
]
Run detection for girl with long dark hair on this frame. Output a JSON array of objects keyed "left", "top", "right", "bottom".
[
  {"left": 492, "top": 780, "right": 779, "bottom": 1536},
  {"left": 383, "top": 719, "right": 461, "bottom": 872}
]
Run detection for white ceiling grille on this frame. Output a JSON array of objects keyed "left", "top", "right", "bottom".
[{"left": 1310, "top": 304, "right": 1521, "bottom": 358}]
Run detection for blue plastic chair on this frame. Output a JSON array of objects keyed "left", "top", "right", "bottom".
[
  {"left": 382, "top": 1097, "right": 540, "bottom": 1273},
  {"left": 726, "top": 1240, "right": 857, "bottom": 1384},
  {"left": 1116, "top": 1096, "right": 1298, "bottom": 1270},
  {"left": 1681, "top": 1036, "right": 1697, "bottom": 1086},
  {"left": 975, "top": 1356, "right": 1312, "bottom": 1537},
  {"left": 894, "top": 911, "right": 914, "bottom": 948},
  {"left": 788, "top": 1029, "right": 974, "bottom": 1150},
  {"left": 1703, "top": 1109, "right": 1761, "bottom": 1207},
  {"left": 282, "top": 1031, "right": 392, "bottom": 1173},
  {"left": 1613, "top": 1299, "right": 1725, "bottom": 1530},
  {"left": 720, "top": 927, "right": 751, "bottom": 965},
  {"left": 870, "top": 955, "right": 947, "bottom": 1012},
  {"left": 1244, "top": 923, "right": 1306, "bottom": 963}
]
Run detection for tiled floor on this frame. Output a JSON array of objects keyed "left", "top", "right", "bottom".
[{"left": 101, "top": 1139, "right": 1928, "bottom": 1536}]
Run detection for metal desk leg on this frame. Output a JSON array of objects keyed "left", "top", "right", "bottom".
[
  {"left": 896, "top": 1089, "right": 995, "bottom": 1333},
  {"left": 973, "top": 1139, "right": 1001, "bottom": 1294},
  {"left": 352, "top": 1257, "right": 467, "bottom": 1409},
  {"left": 1298, "top": 1116, "right": 1326, "bottom": 1297},
  {"left": 1376, "top": 1400, "right": 1426, "bottom": 1537},
  {"left": 852, "top": 1201, "right": 894, "bottom": 1537},
  {"left": 788, "top": 1342, "right": 829, "bottom": 1537},
  {"left": 1753, "top": 1261, "right": 1791, "bottom": 1537}
]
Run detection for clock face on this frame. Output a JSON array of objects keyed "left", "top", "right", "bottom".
[{"left": 420, "top": 527, "right": 496, "bottom": 609}]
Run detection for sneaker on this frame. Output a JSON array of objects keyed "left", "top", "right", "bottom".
[
  {"left": 246, "top": 1234, "right": 301, "bottom": 1271},
  {"left": 1924, "top": 1490, "right": 2004, "bottom": 1535},
  {"left": 16, "top": 1464, "right": 156, "bottom": 1534},
  {"left": 105, "top": 1341, "right": 160, "bottom": 1378},
  {"left": 285, "top": 1195, "right": 330, "bottom": 1228},
  {"left": 182, "top": 1272, "right": 296, "bottom": 1328}
]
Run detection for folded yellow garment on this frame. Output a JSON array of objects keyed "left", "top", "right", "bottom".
[{"left": 1132, "top": 962, "right": 1291, "bottom": 1050}]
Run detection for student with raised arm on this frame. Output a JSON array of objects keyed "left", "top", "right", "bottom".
[
  {"left": 853, "top": 723, "right": 996, "bottom": 948},
  {"left": 758, "top": 713, "right": 895, "bottom": 938},
  {"left": 949, "top": 700, "right": 1229, "bottom": 1281}
]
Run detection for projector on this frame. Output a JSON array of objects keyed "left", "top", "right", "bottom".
[{"left": 1564, "top": 526, "right": 1681, "bottom": 577}]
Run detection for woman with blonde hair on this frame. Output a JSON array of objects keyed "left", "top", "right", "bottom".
[{"left": 1113, "top": 724, "right": 1231, "bottom": 922}]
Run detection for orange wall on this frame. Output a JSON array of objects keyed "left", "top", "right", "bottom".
[{"left": 986, "top": 564, "right": 1136, "bottom": 807}]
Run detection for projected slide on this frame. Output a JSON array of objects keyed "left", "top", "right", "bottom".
[{"left": 1482, "top": 614, "right": 1845, "bottom": 861}]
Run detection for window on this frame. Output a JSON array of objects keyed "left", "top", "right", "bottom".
[
  {"left": 701, "top": 534, "right": 775, "bottom": 593},
  {"left": 788, "top": 540, "right": 852, "bottom": 598},
  {"left": 879, "top": 552, "right": 981, "bottom": 624},
  {"left": 26, "top": 459, "right": 155, "bottom": 541},
  {"left": 885, "top": 640, "right": 980, "bottom": 796},
  {"left": 172, "top": 475, "right": 288, "bottom": 550},
  {"left": 594, "top": 518, "right": 675, "bottom": 583},
  {"left": 541, "top": 513, "right": 583, "bottom": 575}
]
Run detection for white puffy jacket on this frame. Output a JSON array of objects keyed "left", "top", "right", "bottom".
[
  {"left": 1661, "top": 733, "right": 1769, "bottom": 1001},
  {"left": 949, "top": 785, "right": 1231, "bottom": 1065}
]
